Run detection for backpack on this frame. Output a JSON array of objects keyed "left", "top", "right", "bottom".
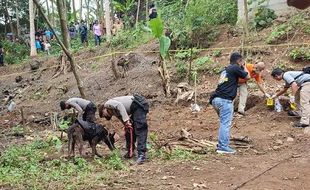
[
  {"left": 294, "top": 66, "right": 310, "bottom": 80},
  {"left": 130, "top": 93, "right": 149, "bottom": 113},
  {"left": 302, "top": 66, "right": 310, "bottom": 74}
]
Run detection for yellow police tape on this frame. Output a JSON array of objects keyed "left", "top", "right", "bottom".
[{"left": 0, "top": 42, "right": 309, "bottom": 79}]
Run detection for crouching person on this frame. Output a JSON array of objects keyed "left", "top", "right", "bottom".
[
  {"left": 60, "top": 97, "right": 97, "bottom": 123},
  {"left": 271, "top": 68, "right": 310, "bottom": 128},
  {"left": 99, "top": 94, "right": 149, "bottom": 164}
]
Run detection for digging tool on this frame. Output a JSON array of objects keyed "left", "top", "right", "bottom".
[{"left": 191, "top": 70, "right": 201, "bottom": 112}]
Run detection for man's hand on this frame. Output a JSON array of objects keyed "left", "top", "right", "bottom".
[
  {"left": 264, "top": 93, "right": 271, "bottom": 98},
  {"left": 271, "top": 94, "right": 277, "bottom": 99},
  {"left": 289, "top": 96, "right": 295, "bottom": 104},
  {"left": 124, "top": 120, "right": 132, "bottom": 129}
]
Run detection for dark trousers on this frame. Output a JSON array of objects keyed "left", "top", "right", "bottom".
[
  {"left": 83, "top": 102, "right": 97, "bottom": 123},
  {"left": 125, "top": 107, "right": 148, "bottom": 156},
  {"left": 0, "top": 55, "right": 3, "bottom": 66}
]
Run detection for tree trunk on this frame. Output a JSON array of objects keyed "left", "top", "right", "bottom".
[
  {"left": 96, "top": 0, "right": 100, "bottom": 20},
  {"left": 46, "top": 0, "right": 51, "bottom": 22},
  {"left": 80, "top": 0, "right": 83, "bottom": 21},
  {"left": 100, "top": 0, "right": 105, "bottom": 32},
  {"left": 33, "top": 0, "right": 86, "bottom": 99},
  {"left": 135, "top": 0, "right": 141, "bottom": 28},
  {"left": 5, "top": 0, "right": 14, "bottom": 35},
  {"left": 51, "top": 0, "right": 55, "bottom": 26},
  {"left": 29, "top": 0, "right": 37, "bottom": 57},
  {"left": 85, "top": 0, "right": 90, "bottom": 23},
  {"left": 72, "top": 0, "right": 77, "bottom": 22},
  {"left": 243, "top": 0, "right": 249, "bottom": 36},
  {"left": 145, "top": 0, "right": 148, "bottom": 21},
  {"left": 56, "top": 0, "right": 70, "bottom": 49},
  {"left": 104, "top": 0, "right": 112, "bottom": 40},
  {"left": 16, "top": 0, "right": 21, "bottom": 38}
]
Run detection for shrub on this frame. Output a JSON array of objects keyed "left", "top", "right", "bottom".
[
  {"left": 157, "top": 0, "right": 238, "bottom": 48},
  {"left": 289, "top": 48, "right": 310, "bottom": 61},
  {"left": 266, "top": 24, "right": 292, "bottom": 44},
  {"left": 2, "top": 40, "right": 29, "bottom": 64},
  {"left": 110, "top": 24, "right": 152, "bottom": 49},
  {"left": 250, "top": 6, "right": 277, "bottom": 30}
]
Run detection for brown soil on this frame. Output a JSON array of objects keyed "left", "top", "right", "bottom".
[{"left": 0, "top": 20, "right": 310, "bottom": 190}]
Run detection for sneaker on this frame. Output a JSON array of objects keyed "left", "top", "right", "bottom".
[
  {"left": 136, "top": 155, "right": 146, "bottom": 165},
  {"left": 237, "top": 111, "right": 246, "bottom": 116},
  {"left": 292, "top": 123, "right": 309, "bottom": 128},
  {"left": 216, "top": 147, "right": 236, "bottom": 154}
]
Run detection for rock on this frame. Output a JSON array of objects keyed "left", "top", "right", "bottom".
[
  {"left": 193, "top": 183, "right": 207, "bottom": 188},
  {"left": 15, "top": 76, "right": 23, "bottom": 83},
  {"left": 275, "top": 139, "right": 283, "bottom": 145},
  {"left": 30, "top": 60, "right": 41, "bottom": 70},
  {"left": 304, "top": 127, "right": 310, "bottom": 135},
  {"left": 273, "top": 146, "right": 281, "bottom": 150},
  {"left": 162, "top": 176, "right": 168, "bottom": 180},
  {"left": 286, "top": 137, "right": 294, "bottom": 142}
]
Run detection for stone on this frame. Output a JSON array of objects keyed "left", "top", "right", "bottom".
[
  {"left": 286, "top": 137, "right": 294, "bottom": 142},
  {"left": 304, "top": 127, "right": 310, "bottom": 135},
  {"left": 275, "top": 139, "right": 283, "bottom": 145}
]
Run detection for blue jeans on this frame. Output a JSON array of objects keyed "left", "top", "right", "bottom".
[
  {"left": 95, "top": 35, "right": 101, "bottom": 46},
  {"left": 212, "top": 97, "right": 234, "bottom": 150}
]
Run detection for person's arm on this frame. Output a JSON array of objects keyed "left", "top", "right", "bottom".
[
  {"left": 273, "top": 87, "right": 289, "bottom": 98},
  {"left": 290, "top": 81, "right": 299, "bottom": 97},
  {"left": 66, "top": 101, "right": 83, "bottom": 116},
  {"left": 105, "top": 100, "right": 130, "bottom": 123},
  {"left": 256, "top": 81, "right": 266, "bottom": 94}
]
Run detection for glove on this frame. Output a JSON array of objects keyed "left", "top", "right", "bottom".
[
  {"left": 264, "top": 93, "right": 271, "bottom": 98},
  {"left": 289, "top": 96, "right": 295, "bottom": 104}
]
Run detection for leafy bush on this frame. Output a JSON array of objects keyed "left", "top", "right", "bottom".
[
  {"left": 251, "top": 6, "right": 277, "bottom": 30},
  {"left": 174, "top": 48, "right": 201, "bottom": 60},
  {"left": 289, "top": 48, "right": 310, "bottom": 61},
  {"left": 157, "top": 0, "right": 238, "bottom": 48},
  {"left": 176, "top": 61, "right": 188, "bottom": 78},
  {"left": 266, "top": 13, "right": 309, "bottom": 44},
  {"left": 266, "top": 24, "right": 292, "bottom": 44},
  {"left": 110, "top": 24, "right": 152, "bottom": 49},
  {"left": 2, "top": 40, "right": 29, "bottom": 64}
]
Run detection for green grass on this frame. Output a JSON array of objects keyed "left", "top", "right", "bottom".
[{"left": 0, "top": 139, "right": 127, "bottom": 190}]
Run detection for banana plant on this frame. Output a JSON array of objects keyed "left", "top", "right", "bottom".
[{"left": 149, "top": 17, "right": 171, "bottom": 96}]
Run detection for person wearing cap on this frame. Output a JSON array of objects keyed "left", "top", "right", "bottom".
[
  {"left": 209, "top": 52, "right": 249, "bottom": 154},
  {"left": 237, "top": 62, "right": 269, "bottom": 115},
  {"left": 271, "top": 68, "right": 310, "bottom": 128}
]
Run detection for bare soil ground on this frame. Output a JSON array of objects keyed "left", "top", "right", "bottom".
[{"left": 0, "top": 20, "right": 310, "bottom": 189}]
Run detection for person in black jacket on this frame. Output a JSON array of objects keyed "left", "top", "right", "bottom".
[{"left": 210, "top": 52, "right": 249, "bottom": 154}]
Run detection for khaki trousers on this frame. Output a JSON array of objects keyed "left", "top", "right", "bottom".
[
  {"left": 238, "top": 83, "right": 248, "bottom": 113},
  {"left": 297, "top": 82, "right": 310, "bottom": 125}
]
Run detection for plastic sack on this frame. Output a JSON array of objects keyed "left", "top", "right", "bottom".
[
  {"left": 274, "top": 98, "right": 282, "bottom": 112},
  {"left": 7, "top": 101, "right": 16, "bottom": 112}
]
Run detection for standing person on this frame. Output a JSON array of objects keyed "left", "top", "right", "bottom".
[
  {"left": 45, "top": 29, "right": 52, "bottom": 42},
  {"left": 209, "top": 52, "right": 249, "bottom": 154},
  {"left": 69, "top": 22, "right": 76, "bottom": 39},
  {"left": 0, "top": 42, "right": 4, "bottom": 66},
  {"left": 79, "top": 20, "right": 88, "bottom": 47},
  {"left": 237, "top": 62, "right": 270, "bottom": 115},
  {"left": 75, "top": 21, "right": 80, "bottom": 33},
  {"left": 35, "top": 36, "right": 42, "bottom": 52},
  {"left": 99, "top": 94, "right": 149, "bottom": 165},
  {"left": 60, "top": 97, "right": 97, "bottom": 123},
  {"left": 271, "top": 68, "right": 310, "bottom": 128},
  {"left": 149, "top": 3, "right": 157, "bottom": 20},
  {"left": 93, "top": 20, "right": 102, "bottom": 47}
]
